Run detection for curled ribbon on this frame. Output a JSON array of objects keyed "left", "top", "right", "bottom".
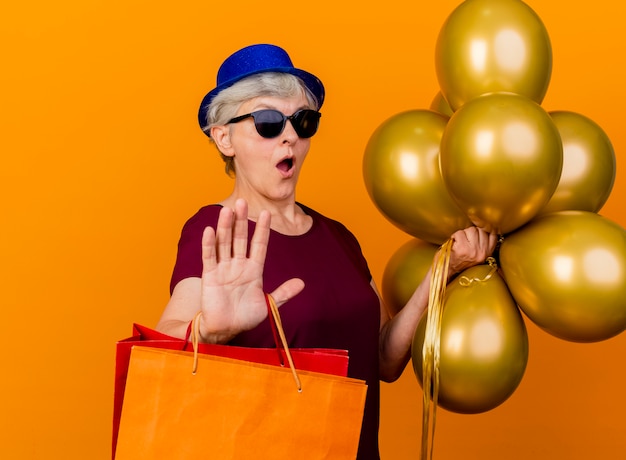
[{"left": 458, "top": 256, "right": 498, "bottom": 286}]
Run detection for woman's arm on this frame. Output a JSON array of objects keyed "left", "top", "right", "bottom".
[
  {"left": 156, "top": 198, "right": 304, "bottom": 343},
  {"left": 156, "top": 276, "right": 205, "bottom": 339},
  {"left": 377, "top": 227, "right": 498, "bottom": 382}
]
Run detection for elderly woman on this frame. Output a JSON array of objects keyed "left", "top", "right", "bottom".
[{"left": 156, "top": 44, "right": 497, "bottom": 460}]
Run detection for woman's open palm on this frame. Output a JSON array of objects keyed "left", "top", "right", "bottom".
[{"left": 199, "top": 199, "right": 304, "bottom": 339}]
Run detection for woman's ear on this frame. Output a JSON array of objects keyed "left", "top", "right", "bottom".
[{"left": 211, "top": 125, "right": 235, "bottom": 157}]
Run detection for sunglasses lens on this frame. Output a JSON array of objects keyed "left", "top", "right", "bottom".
[
  {"left": 254, "top": 110, "right": 286, "bottom": 138},
  {"left": 292, "top": 110, "right": 321, "bottom": 138},
  {"left": 244, "top": 109, "right": 321, "bottom": 138}
]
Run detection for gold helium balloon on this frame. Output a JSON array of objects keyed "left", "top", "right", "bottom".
[
  {"left": 440, "top": 92, "right": 563, "bottom": 235},
  {"left": 363, "top": 110, "right": 472, "bottom": 245},
  {"left": 500, "top": 211, "right": 626, "bottom": 342},
  {"left": 413, "top": 264, "right": 529, "bottom": 414},
  {"left": 381, "top": 238, "right": 439, "bottom": 316},
  {"left": 539, "top": 111, "right": 616, "bottom": 215},
  {"left": 435, "top": 0, "right": 552, "bottom": 111},
  {"left": 429, "top": 91, "right": 454, "bottom": 118}
]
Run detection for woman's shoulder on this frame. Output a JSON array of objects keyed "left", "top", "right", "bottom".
[
  {"left": 298, "top": 203, "right": 359, "bottom": 241},
  {"left": 298, "top": 203, "right": 370, "bottom": 273},
  {"left": 183, "top": 204, "right": 223, "bottom": 226}
]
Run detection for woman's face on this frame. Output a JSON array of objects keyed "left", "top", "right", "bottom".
[{"left": 224, "top": 94, "right": 314, "bottom": 203}]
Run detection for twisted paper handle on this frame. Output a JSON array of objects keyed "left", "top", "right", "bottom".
[
  {"left": 421, "top": 238, "right": 453, "bottom": 460},
  {"left": 264, "top": 293, "right": 302, "bottom": 392},
  {"left": 190, "top": 311, "right": 203, "bottom": 375},
  {"left": 189, "top": 294, "right": 302, "bottom": 392}
]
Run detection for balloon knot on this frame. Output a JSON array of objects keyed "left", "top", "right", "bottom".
[{"left": 458, "top": 258, "right": 498, "bottom": 286}]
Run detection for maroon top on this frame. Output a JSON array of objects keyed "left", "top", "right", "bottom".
[{"left": 170, "top": 203, "right": 382, "bottom": 459}]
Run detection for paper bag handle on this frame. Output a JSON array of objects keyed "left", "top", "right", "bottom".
[{"left": 190, "top": 294, "right": 302, "bottom": 392}]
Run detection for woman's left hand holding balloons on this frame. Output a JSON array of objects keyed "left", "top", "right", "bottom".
[{"left": 447, "top": 226, "right": 498, "bottom": 277}]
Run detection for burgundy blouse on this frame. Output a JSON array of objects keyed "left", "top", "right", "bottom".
[{"left": 170, "top": 203, "right": 382, "bottom": 459}]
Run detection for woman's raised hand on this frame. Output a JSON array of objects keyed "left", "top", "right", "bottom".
[{"left": 198, "top": 199, "right": 304, "bottom": 342}]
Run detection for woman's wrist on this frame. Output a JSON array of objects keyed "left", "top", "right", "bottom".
[{"left": 191, "top": 313, "right": 236, "bottom": 345}]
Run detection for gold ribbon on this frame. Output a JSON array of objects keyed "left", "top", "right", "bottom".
[
  {"left": 420, "top": 250, "right": 499, "bottom": 459},
  {"left": 421, "top": 238, "right": 453, "bottom": 460},
  {"left": 458, "top": 257, "right": 498, "bottom": 286}
]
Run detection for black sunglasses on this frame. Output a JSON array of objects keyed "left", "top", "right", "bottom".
[{"left": 227, "top": 109, "right": 321, "bottom": 139}]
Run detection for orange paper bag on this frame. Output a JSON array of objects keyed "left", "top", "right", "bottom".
[
  {"left": 115, "top": 346, "right": 367, "bottom": 459},
  {"left": 112, "top": 324, "right": 351, "bottom": 457}
]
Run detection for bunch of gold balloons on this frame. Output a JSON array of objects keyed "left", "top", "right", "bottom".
[{"left": 364, "top": 0, "right": 625, "bottom": 415}]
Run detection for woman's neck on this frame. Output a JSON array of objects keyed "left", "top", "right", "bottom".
[{"left": 219, "top": 195, "right": 312, "bottom": 236}]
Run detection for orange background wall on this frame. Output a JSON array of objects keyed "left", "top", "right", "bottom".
[{"left": 1, "top": 1, "right": 625, "bottom": 459}]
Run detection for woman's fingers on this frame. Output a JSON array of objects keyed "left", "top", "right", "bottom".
[
  {"left": 249, "top": 209, "right": 271, "bottom": 265},
  {"left": 269, "top": 278, "right": 306, "bottom": 307},
  {"left": 471, "top": 227, "right": 497, "bottom": 258},
  {"left": 448, "top": 226, "right": 499, "bottom": 275},
  {"left": 215, "top": 205, "right": 235, "bottom": 261},
  {"left": 232, "top": 199, "right": 250, "bottom": 258},
  {"left": 215, "top": 199, "right": 270, "bottom": 262},
  {"left": 201, "top": 226, "right": 217, "bottom": 272},
  {"left": 486, "top": 230, "right": 498, "bottom": 254},
  {"left": 455, "top": 227, "right": 496, "bottom": 254}
]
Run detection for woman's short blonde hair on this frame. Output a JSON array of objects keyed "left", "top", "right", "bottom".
[{"left": 204, "top": 72, "right": 319, "bottom": 176}]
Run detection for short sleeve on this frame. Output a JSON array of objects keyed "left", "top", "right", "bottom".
[{"left": 169, "top": 205, "right": 222, "bottom": 294}]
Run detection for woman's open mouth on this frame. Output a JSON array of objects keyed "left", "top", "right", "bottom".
[{"left": 276, "top": 157, "right": 294, "bottom": 173}]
